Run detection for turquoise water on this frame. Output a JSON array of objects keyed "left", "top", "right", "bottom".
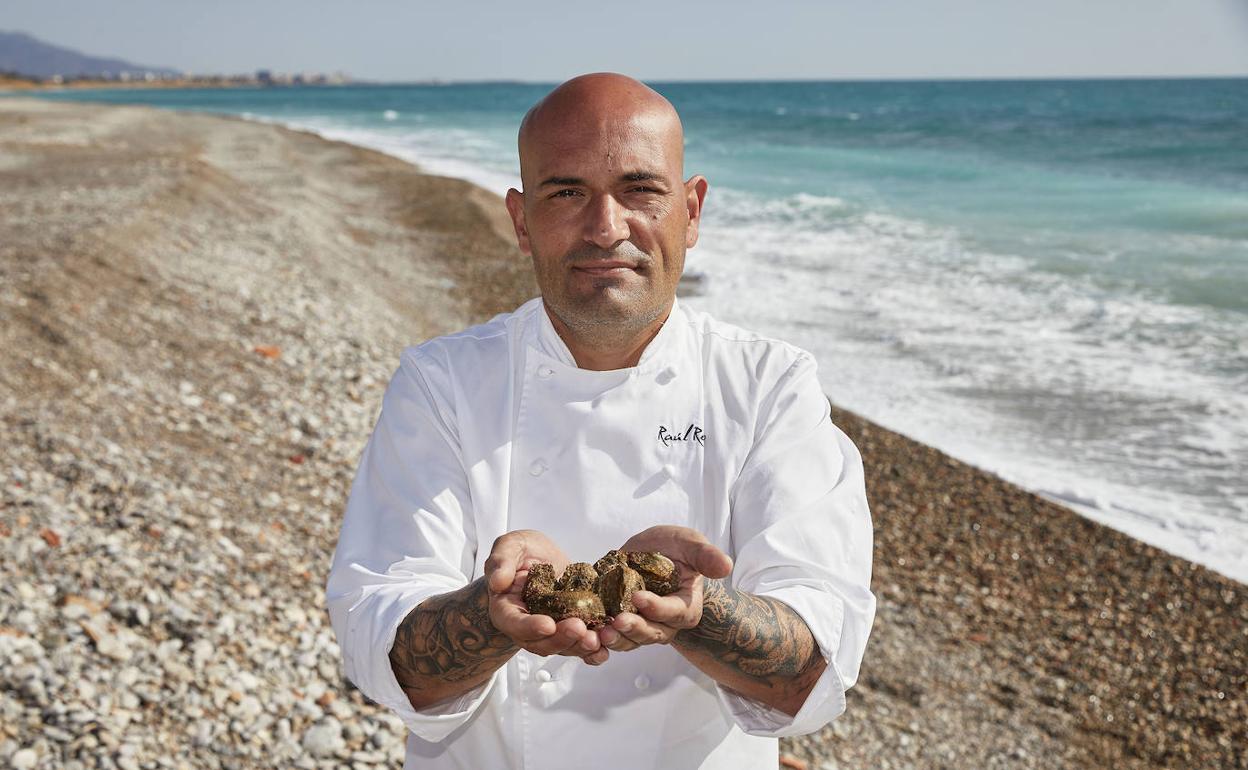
[{"left": 24, "top": 80, "right": 1248, "bottom": 582}]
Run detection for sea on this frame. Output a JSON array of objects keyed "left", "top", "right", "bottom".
[{"left": 26, "top": 79, "right": 1248, "bottom": 584}]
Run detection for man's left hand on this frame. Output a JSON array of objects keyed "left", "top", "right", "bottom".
[{"left": 596, "top": 525, "right": 733, "bottom": 652}]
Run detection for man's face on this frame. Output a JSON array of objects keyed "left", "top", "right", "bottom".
[{"left": 506, "top": 110, "right": 707, "bottom": 334}]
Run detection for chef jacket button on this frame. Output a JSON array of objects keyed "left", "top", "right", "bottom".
[
  {"left": 656, "top": 367, "right": 676, "bottom": 385},
  {"left": 662, "top": 463, "right": 677, "bottom": 478},
  {"left": 536, "top": 670, "right": 553, "bottom": 683},
  {"left": 634, "top": 674, "right": 650, "bottom": 690},
  {"left": 529, "top": 459, "right": 548, "bottom": 476},
  {"left": 537, "top": 365, "right": 554, "bottom": 378}
]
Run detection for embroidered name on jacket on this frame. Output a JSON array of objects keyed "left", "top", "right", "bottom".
[{"left": 657, "top": 424, "right": 706, "bottom": 447}]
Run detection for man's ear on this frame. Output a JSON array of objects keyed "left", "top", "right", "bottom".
[
  {"left": 684, "top": 175, "right": 709, "bottom": 249},
  {"left": 505, "top": 188, "right": 532, "bottom": 256}
]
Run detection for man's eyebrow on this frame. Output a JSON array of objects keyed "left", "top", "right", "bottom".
[
  {"left": 539, "top": 176, "right": 584, "bottom": 187},
  {"left": 537, "top": 171, "right": 667, "bottom": 187}
]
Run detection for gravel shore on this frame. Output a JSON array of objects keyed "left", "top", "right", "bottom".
[{"left": 1, "top": 98, "right": 1244, "bottom": 770}]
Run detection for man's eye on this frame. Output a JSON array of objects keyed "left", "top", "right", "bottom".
[
  {"left": 630, "top": 186, "right": 660, "bottom": 194},
  {"left": 552, "top": 189, "right": 580, "bottom": 198}
]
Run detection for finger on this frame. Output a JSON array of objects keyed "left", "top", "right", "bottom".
[
  {"left": 624, "top": 526, "right": 733, "bottom": 579},
  {"left": 492, "top": 592, "right": 561, "bottom": 637},
  {"left": 512, "top": 529, "right": 569, "bottom": 574},
  {"left": 494, "top": 604, "right": 558, "bottom": 641},
  {"left": 612, "top": 612, "right": 677, "bottom": 646},
  {"left": 485, "top": 533, "right": 527, "bottom": 593},
  {"left": 575, "top": 623, "right": 601, "bottom": 654},
  {"left": 597, "top": 625, "right": 638, "bottom": 652},
  {"left": 582, "top": 648, "right": 610, "bottom": 666},
  {"left": 526, "top": 618, "right": 590, "bottom": 656},
  {"left": 630, "top": 591, "right": 697, "bottom": 627},
  {"left": 692, "top": 542, "right": 733, "bottom": 579}
]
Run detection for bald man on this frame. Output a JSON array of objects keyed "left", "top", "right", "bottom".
[{"left": 326, "top": 73, "right": 876, "bottom": 770}]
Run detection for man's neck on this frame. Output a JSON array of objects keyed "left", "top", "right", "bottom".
[{"left": 544, "top": 299, "right": 674, "bottom": 371}]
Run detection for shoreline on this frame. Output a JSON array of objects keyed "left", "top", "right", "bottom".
[
  {"left": 1, "top": 97, "right": 1244, "bottom": 769},
  {"left": 227, "top": 105, "right": 1248, "bottom": 589}
]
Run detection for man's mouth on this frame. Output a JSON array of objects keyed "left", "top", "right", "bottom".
[{"left": 572, "top": 261, "right": 639, "bottom": 276}]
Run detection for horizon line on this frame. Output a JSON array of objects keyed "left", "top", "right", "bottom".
[{"left": 351, "top": 73, "right": 1248, "bottom": 86}]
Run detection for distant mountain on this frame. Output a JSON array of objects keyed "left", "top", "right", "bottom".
[{"left": 0, "top": 30, "right": 181, "bottom": 79}]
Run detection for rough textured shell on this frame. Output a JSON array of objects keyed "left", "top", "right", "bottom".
[
  {"left": 556, "top": 562, "right": 599, "bottom": 593},
  {"left": 627, "top": 551, "right": 680, "bottom": 595},
  {"left": 598, "top": 564, "right": 646, "bottom": 616}
]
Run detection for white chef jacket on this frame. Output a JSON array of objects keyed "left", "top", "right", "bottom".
[{"left": 326, "top": 294, "right": 876, "bottom": 770}]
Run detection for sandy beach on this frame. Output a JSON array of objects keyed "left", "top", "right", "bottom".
[{"left": 0, "top": 97, "right": 1243, "bottom": 769}]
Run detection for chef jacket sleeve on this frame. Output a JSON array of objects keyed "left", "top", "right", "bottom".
[
  {"left": 325, "top": 348, "right": 496, "bottom": 742},
  {"left": 720, "top": 351, "right": 877, "bottom": 737}
]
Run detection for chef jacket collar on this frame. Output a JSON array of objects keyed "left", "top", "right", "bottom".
[{"left": 531, "top": 294, "right": 683, "bottom": 377}]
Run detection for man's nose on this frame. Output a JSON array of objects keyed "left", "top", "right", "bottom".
[{"left": 583, "top": 193, "right": 630, "bottom": 249}]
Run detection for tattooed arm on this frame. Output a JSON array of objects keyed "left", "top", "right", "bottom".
[
  {"left": 388, "top": 578, "right": 517, "bottom": 710},
  {"left": 671, "top": 579, "right": 826, "bottom": 716},
  {"left": 389, "top": 530, "right": 607, "bottom": 711}
]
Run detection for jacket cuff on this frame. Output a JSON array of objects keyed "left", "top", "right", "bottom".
[{"left": 713, "top": 583, "right": 848, "bottom": 737}]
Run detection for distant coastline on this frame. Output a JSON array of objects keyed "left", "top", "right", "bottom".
[
  {"left": 1, "top": 75, "right": 248, "bottom": 91},
  {"left": 0, "top": 74, "right": 355, "bottom": 92},
  {"left": 6, "top": 73, "right": 1246, "bottom": 93}
]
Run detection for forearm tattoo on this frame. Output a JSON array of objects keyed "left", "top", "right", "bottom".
[
  {"left": 388, "top": 577, "right": 517, "bottom": 705},
  {"left": 675, "top": 579, "right": 824, "bottom": 694}
]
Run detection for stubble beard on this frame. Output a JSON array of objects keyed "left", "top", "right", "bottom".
[{"left": 538, "top": 244, "right": 674, "bottom": 348}]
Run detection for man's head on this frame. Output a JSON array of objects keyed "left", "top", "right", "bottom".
[{"left": 505, "top": 73, "right": 708, "bottom": 346}]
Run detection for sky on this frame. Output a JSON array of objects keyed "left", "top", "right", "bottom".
[{"left": 5, "top": 0, "right": 1248, "bottom": 81}]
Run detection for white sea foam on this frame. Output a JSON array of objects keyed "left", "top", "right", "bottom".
[{"left": 687, "top": 188, "right": 1248, "bottom": 583}]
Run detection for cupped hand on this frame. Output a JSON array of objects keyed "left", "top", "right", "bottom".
[
  {"left": 484, "top": 530, "right": 610, "bottom": 665},
  {"left": 596, "top": 525, "right": 733, "bottom": 652}
]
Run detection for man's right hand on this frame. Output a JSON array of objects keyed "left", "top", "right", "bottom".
[{"left": 484, "top": 530, "right": 610, "bottom": 665}]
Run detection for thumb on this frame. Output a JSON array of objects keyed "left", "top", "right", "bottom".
[
  {"left": 693, "top": 542, "right": 733, "bottom": 579},
  {"left": 485, "top": 534, "right": 526, "bottom": 593}
]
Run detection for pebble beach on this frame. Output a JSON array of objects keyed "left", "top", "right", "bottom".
[{"left": 0, "top": 97, "right": 1244, "bottom": 769}]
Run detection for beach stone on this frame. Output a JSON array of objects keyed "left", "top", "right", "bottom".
[
  {"left": 96, "top": 634, "right": 133, "bottom": 663},
  {"left": 344, "top": 721, "right": 365, "bottom": 744},
  {"left": 234, "top": 695, "right": 263, "bottom": 720},
  {"left": 190, "top": 639, "right": 214, "bottom": 667},
  {"left": 193, "top": 721, "right": 214, "bottom": 748},
  {"left": 43, "top": 726, "right": 73, "bottom": 743},
  {"left": 350, "top": 750, "right": 386, "bottom": 763},
  {"left": 115, "top": 667, "right": 140, "bottom": 688},
  {"left": 10, "top": 749, "right": 38, "bottom": 770},
  {"left": 301, "top": 718, "right": 345, "bottom": 757}
]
